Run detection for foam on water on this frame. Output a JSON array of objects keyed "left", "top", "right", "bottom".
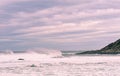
[
  {"left": 1, "top": 49, "right": 120, "bottom": 76},
  {"left": 0, "top": 48, "right": 62, "bottom": 61},
  {"left": 0, "top": 55, "right": 120, "bottom": 76}
]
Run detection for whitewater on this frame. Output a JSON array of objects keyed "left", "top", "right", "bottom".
[{"left": 0, "top": 48, "right": 120, "bottom": 76}]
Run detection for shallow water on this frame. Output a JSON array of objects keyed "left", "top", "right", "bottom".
[{"left": 0, "top": 54, "right": 120, "bottom": 76}]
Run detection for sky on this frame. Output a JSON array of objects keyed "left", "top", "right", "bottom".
[{"left": 0, "top": 0, "right": 120, "bottom": 51}]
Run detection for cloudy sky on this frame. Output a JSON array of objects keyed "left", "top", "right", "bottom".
[{"left": 0, "top": 0, "right": 120, "bottom": 51}]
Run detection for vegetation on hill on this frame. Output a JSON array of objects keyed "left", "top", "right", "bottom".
[{"left": 76, "top": 39, "right": 120, "bottom": 54}]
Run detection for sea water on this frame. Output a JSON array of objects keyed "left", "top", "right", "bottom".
[{"left": 0, "top": 49, "right": 120, "bottom": 76}]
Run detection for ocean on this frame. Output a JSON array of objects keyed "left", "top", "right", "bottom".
[{"left": 0, "top": 49, "right": 120, "bottom": 76}]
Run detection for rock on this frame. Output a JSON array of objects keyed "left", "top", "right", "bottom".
[
  {"left": 18, "top": 58, "right": 24, "bottom": 60},
  {"left": 30, "top": 64, "right": 37, "bottom": 67}
]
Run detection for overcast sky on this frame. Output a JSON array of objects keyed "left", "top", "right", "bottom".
[{"left": 0, "top": 0, "right": 120, "bottom": 51}]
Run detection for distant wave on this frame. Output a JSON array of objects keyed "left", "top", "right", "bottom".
[
  {"left": 25, "top": 48, "right": 62, "bottom": 57},
  {"left": 0, "top": 48, "right": 62, "bottom": 57},
  {"left": 0, "top": 50, "right": 14, "bottom": 55}
]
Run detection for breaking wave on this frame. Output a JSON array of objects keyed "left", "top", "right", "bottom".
[
  {"left": 0, "top": 50, "right": 14, "bottom": 55},
  {"left": 25, "top": 48, "right": 62, "bottom": 57},
  {"left": 0, "top": 48, "right": 62, "bottom": 57}
]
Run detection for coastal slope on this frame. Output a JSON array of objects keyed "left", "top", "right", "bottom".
[{"left": 77, "top": 39, "right": 120, "bottom": 54}]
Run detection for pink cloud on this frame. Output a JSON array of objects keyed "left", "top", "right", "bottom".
[{"left": 0, "top": 0, "right": 34, "bottom": 7}]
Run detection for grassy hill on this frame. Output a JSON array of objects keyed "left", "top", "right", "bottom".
[{"left": 77, "top": 39, "right": 120, "bottom": 54}]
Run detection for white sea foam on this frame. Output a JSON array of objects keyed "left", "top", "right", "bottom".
[
  {"left": 0, "top": 48, "right": 62, "bottom": 62},
  {"left": 0, "top": 50, "right": 120, "bottom": 76},
  {"left": 0, "top": 55, "right": 120, "bottom": 76}
]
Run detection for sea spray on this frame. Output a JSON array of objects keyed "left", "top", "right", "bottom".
[
  {"left": 0, "top": 48, "right": 62, "bottom": 61},
  {"left": 0, "top": 50, "right": 14, "bottom": 55},
  {"left": 25, "top": 48, "right": 62, "bottom": 57}
]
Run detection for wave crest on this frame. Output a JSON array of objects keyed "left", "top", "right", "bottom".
[
  {"left": 0, "top": 50, "right": 14, "bottom": 55},
  {"left": 26, "top": 48, "right": 62, "bottom": 57}
]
